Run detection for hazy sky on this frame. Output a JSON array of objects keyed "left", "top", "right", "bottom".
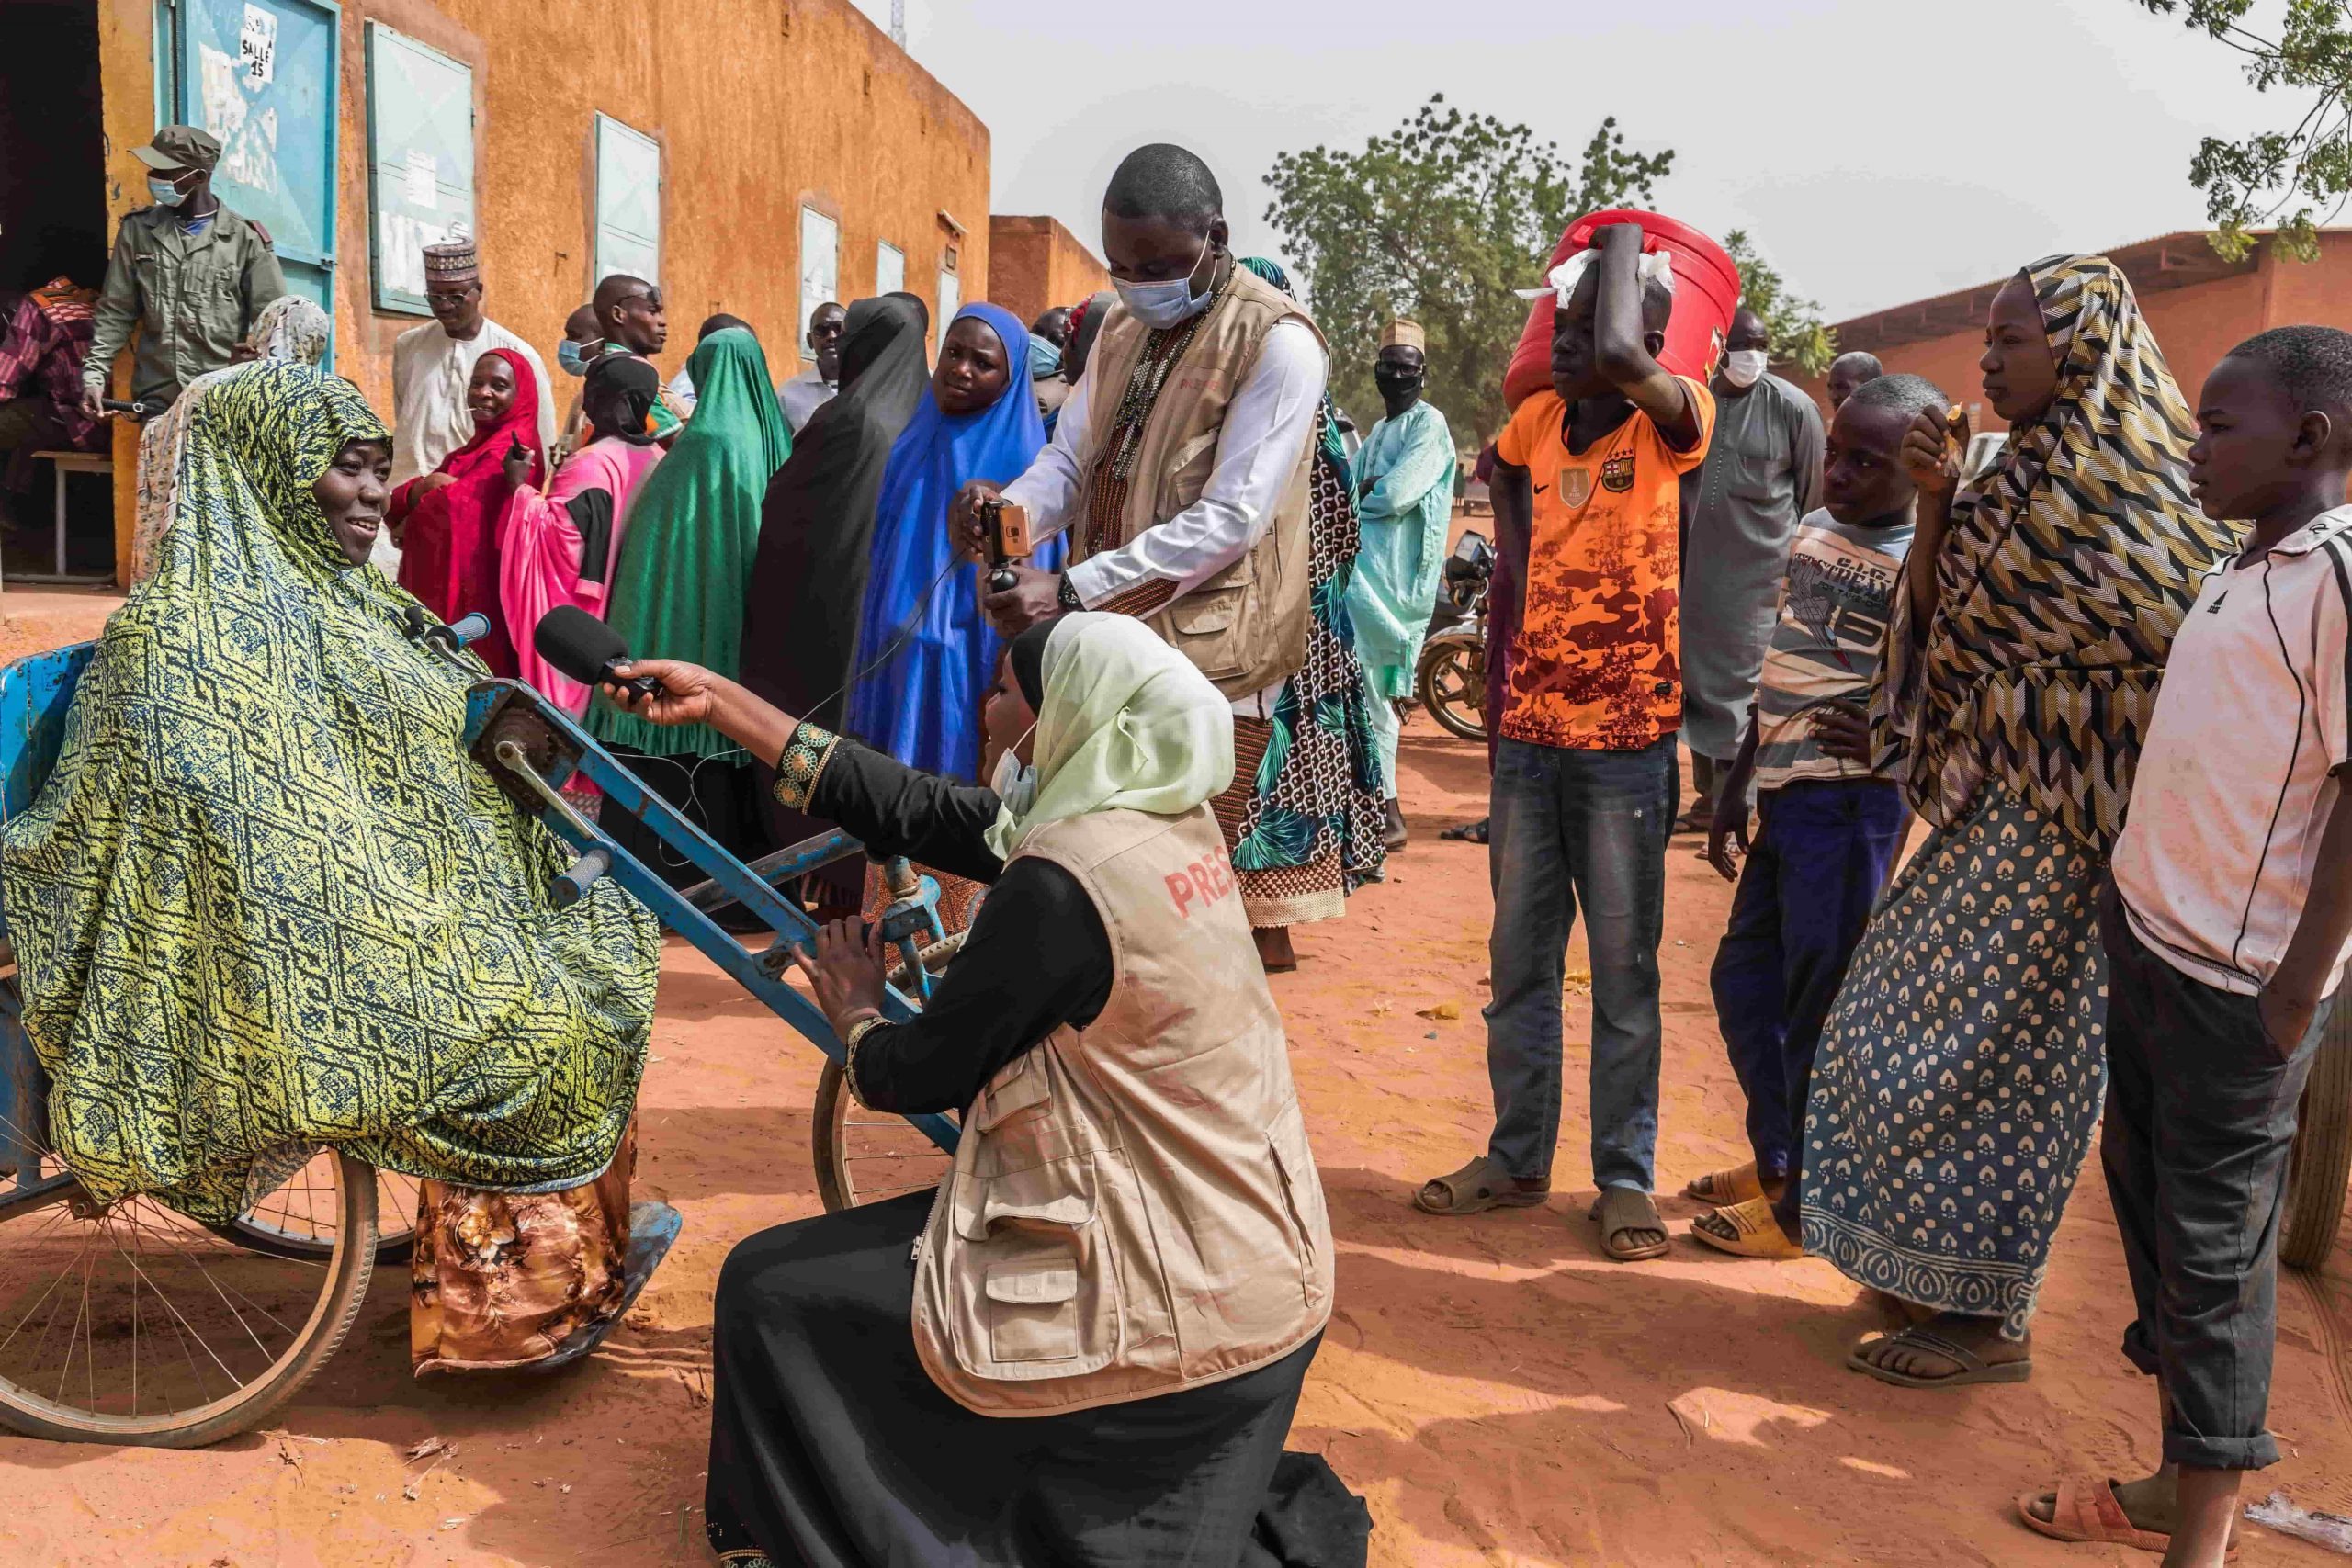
[{"left": 850, "top": 0, "right": 2294, "bottom": 322}]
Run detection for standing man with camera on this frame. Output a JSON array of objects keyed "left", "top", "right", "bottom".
[
  {"left": 957, "top": 143, "right": 1340, "bottom": 972},
  {"left": 79, "top": 125, "right": 285, "bottom": 423}
]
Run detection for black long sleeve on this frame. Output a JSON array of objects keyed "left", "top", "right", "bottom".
[
  {"left": 806, "top": 737, "right": 1009, "bottom": 885},
  {"left": 797, "top": 732, "right": 1114, "bottom": 1114}
]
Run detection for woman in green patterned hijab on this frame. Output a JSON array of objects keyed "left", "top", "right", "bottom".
[{"left": 0, "top": 362, "right": 662, "bottom": 1227}]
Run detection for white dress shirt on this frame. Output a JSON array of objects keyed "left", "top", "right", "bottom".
[{"left": 1001, "top": 318, "right": 1327, "bottom": 716}]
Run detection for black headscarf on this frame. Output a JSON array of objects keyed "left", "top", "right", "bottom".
[
  {"left": 741, "top": 295, "right": 933, "bottom": 850},
  {"left": 583, "top": 353, "right": 662, "bottom": 447}
]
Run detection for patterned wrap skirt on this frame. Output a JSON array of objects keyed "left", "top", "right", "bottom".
[{"left": 1797, "top": 784, "right": 2109, "bottom": 1340}]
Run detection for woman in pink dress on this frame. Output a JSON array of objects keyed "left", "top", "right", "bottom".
[
  {"left": 389, "top": 346, "right": 543, "bottom": 677},
  {"left": 499, "top": 355, "right": 666, "bottom": 712}
]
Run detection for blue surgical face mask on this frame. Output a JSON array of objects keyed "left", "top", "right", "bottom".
[
  {"left": 147, "top": 176, "right": 188, "bottom": 209},
  {"left": 1115, "top": 236, "right": 1216, "bottom": 331},
  {"left": 558, "top": 339, "right": 594, "bottom": 377}
]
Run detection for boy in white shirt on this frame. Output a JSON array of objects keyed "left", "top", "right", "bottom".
[{"left": 2020, "top": 326, "right": 2352, "bottom": 1566}]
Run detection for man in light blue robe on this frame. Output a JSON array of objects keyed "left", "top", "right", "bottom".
[{"left": 1345, "top": 319, "right": 1455, "bottom": 850}]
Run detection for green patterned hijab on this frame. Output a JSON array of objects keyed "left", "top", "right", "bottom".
[
  {"left": 0, "top": 363, "right": 661, "bottom": 1223},
  {"left": 591, "top": 326, "right": 793, "bottom": 758}
]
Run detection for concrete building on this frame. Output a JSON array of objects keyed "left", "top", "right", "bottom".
[
  {"left": 1787, "top": 230, "right": 2352, "bottom": 432},
  {"left": 987, "top": 215, "right": 1110, "bottom": 335},
  {"left": 19, "top": 0, "right": 991, "bottom": 583}
]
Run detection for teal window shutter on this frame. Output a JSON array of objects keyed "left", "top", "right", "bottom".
[
  {"left": 594, "top": 115, "right": 662, "bottom": 287},
  {"left": 365, "top": 22, "right": 474, "bottom": 315}
]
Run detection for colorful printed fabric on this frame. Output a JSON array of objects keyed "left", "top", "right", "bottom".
[
  {"left": 1493, "top": 382, "right": 1715, "bottom": 750},
  {"left": 0, "top": 284, "right": 100, "bottom": 456},
  {"left": 1225, "top": 257, "right": 1388, "bottom": 926},
  {"left": 1797, "top": 784, "right": 2108, "bottom": 1339},
  {"left": 1873, "top": 254, "right": 2238, "bottom": 852},
  {"left": 0, "top": 362, "right": 661, "bottom": 1224},
  {"left": 131, "top": 295, "right": 333, "bottom": 585}
]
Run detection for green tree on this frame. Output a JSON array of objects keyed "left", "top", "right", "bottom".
[
  {"left": 2130, "top": 0, "right": 2352, "bottom": 260},
  {"left": 1724, "top": 230, "right": 1838, "bottom": 376},
  {"left": 1263, "top": 94, "right": 1673, "bottom": 444}
]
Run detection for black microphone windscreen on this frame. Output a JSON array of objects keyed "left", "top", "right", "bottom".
[{"left": 535, "top": 605, "right": 629, "bottom": 687}]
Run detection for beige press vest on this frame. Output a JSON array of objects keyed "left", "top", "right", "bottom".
[
  {"left": 910, "top": 805, "right": 1335, "bottom": 1416},
  {"left": 1078, "top": 265, "right": 1327, "bottom": 698}
]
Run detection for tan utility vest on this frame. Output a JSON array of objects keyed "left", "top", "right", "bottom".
[
  {"left": 910, "top": 805, "right": 1335, "bottom": 1416},
  {"left": 1077, "top": 266, "right": 1327, "bottom": 698}
]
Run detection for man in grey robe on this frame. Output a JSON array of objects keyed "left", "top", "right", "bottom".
[{"left": 1678, "top": 308, "right": 1824, "bottom": 828}]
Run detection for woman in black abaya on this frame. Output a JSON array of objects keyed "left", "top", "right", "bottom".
[{"left": 740, "top": 294, "right": 933, "bottom": 911}]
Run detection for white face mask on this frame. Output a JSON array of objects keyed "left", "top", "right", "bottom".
[
  {"left": 1114, "top": 237, "right": 1216, "bottom": 331},
  {"left": 989, "top": 739, "right": 1039, "bottom": 819},
  {"left": 1723, "top": 348, "right": 1770, "bottom": 389}
]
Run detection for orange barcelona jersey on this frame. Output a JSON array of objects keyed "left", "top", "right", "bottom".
[{"left": 1494, "top": 379, "right": 1715, "bottom": 750}]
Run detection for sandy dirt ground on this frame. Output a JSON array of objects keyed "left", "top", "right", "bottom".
[{"left": 1, "top": 591, "right": 2349, "bottom": 1566}]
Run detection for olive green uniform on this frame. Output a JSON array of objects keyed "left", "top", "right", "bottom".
[{"left": 81, "top": 203, "right": 287, "bottom": 411}]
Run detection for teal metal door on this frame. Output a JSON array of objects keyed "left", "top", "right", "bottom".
[{"left": 166, "top": 0, "right": 340, "bottom": 346}]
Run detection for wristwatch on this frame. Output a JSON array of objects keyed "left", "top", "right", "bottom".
[{"left": 1056, "top": 571, "right": 1082, "bottom": 612}]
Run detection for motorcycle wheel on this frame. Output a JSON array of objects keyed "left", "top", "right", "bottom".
[{"left": 1416, "top": 632, "right": 1487, "bottom": 742}]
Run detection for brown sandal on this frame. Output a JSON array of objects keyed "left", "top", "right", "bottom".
[
  {"left": 1589, "top": 1186, "right": 1671, "bottom": 1260},
  {"left": 2015, "top": 1477, "right": 2236, "bottom": 1558},
  {"left": 1414, "top": 1156, "right": 1547, "bottom": 1215},
  {"left": 1681, "top": 1161, "right": 1770, "bottom": 1205}
]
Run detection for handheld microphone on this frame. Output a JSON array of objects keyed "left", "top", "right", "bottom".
[{"left": 536, "top": 605, "right": 662, "bottom": 700}]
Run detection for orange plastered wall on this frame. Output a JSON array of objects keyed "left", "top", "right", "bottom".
[
  {"left": 93, "top": 0, "right": 989, "bottom": 496},
  {"left": 1788, "top": 234, "right": 2352, "bottom": 427},
  {"left": 988, "top": 215, "right": 1111, "bottom": 334}
]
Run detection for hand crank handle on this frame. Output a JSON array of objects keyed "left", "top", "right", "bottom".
[{"left": 552, "top": 846, "right": 611, "bottom": 907}]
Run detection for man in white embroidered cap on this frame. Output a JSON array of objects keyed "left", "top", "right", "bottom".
[{"left": 385, "top": 231, "right": 557, "bottom": 567}]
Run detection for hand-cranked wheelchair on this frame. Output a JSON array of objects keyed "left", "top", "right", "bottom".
[{"left": 0, "top": 619, "right": 959, "bottom": 1447}]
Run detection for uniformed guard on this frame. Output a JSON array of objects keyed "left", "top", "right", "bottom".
[{"left": 79, "top": 124, "right": 287, "bottom": 423}]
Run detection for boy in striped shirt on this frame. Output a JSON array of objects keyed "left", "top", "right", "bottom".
[{"left": 1688, "top": 374, "right": 1947, "bottom": 1257}]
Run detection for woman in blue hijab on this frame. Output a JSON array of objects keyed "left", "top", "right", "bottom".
[{"left": 844, "top": 301, "right": 1059, "bottom": 780}]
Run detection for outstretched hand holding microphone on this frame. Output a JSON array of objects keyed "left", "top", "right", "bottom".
[{"left": 531, "top": 605, "right": 797, "bottom": 761}]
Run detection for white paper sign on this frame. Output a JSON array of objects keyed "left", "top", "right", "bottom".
[
  {"left": 239, "top": 4, "right": 277, "bottom": 85},
  {"left": 404, "top": 149, "right": 437, "bottom": 209}
]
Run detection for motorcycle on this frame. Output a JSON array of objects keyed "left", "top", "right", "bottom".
[{"left": 1414, "top": 531, "right": 1492, "bottom": 742}]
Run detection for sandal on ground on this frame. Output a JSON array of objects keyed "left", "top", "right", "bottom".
[
  {"left": 1589, "top": 1186, "right": 1671, "bottom": 1261},
  {"left": 2014, "top": 1477, "right": 2236, "bottom": 1558},
  {"left": 1689, "top": 1196, "right": 1803, "bottom": 1259},
  {"left": 1681, "top": 1161, "right": 1770, "bottom": 1205},
  {"left": 1439, "top": 818, "right": 1488, "bottom": 843},
  {"left": 1848, "top": 1325, "right": 2031, "bottom": 1389},
  {"left": 1413, "top": 1156, "right": 1547, "bottom": 1215}
]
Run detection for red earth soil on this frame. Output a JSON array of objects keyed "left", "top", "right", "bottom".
[{"left": 1, "top": 590, "right": 2347, "bottom": 1565}]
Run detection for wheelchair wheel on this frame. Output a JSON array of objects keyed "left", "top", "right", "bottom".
[
  {"left": 224, "top": 1162, "right": 421, "bottom": 1263},
  {"left": 812, "top": 1061, "right": 955, "bottom": 1213},
  {"left": 0, "top": 1143, "right": 378, "bottom": 1447},
  {"left": 2282, "top": 1010, "right": 2352, "bottom": 1271}
]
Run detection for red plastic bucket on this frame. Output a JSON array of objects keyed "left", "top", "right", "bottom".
[{"left": 1502, "top": 209, "right": 1740, "bottom": 412}]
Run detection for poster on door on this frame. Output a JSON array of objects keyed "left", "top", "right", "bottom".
[{"left": 239, "top": 3, "right": 277, "bottom": 85}]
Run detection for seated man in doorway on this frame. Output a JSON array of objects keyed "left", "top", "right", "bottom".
[
  {"left": 79, "top": 124, "right": 284, "bottom": 423},
  {"left": 963, "top": 144, "right": 1342, "bottom": 973},
  {"left": 0, "top": 276, "right": 104, "bottom": 521}
]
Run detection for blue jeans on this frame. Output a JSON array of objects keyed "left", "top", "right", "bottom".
[
  {"left": 1485, "top": 736, "right": 1676, "bottom": 1191},
  {"left": 1709, "top": 779, "right": 1908, "bottom": 1184}
]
